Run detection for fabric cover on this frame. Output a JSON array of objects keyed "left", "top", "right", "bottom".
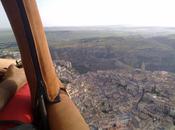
[{"left": 0, "top": 83, "right": 33, "bottom": 130}]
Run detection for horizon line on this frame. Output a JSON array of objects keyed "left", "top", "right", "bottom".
[{"left": 1, "top": 24, "right": 175, "bottom": 30}]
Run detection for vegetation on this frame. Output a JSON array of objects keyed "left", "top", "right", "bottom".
[{"left": 1, "top": 26, "right": 175, "bottom": 73}]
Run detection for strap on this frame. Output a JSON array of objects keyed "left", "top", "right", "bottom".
[
  {"left": 2, "top": 1, "right": 89, "bottom": 130},
  {"left": 0, "top": 120, "right": 23, "bottom": 126},
  {"left": 1, "top": 0, "right": 62, "bottom": 129},
  {"left": 16, "top": 0, "right": 61, "bottom": 103}
]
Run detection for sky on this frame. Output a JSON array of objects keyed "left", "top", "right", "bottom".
[{"left": 1, "top": 0, "right": 175, "bottom": 29}]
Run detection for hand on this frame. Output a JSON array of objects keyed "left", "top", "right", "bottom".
[
  {"left": 0, "top": 64, "right": 27, "bottom": 110},
  {"left": 5, "top": 64, "right": 27, "bottom": 88},
  {"left": 0, "top": 58, "right": 16, "bottom": 82},
  {"left": 0, "top": 58, "right": 16, "bottom": 69},
  {"left": 0, "top": 68, "right": 7, "bottom": 82}
]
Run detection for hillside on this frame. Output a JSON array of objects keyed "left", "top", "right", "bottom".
[{"left": 1, "top": 26, "right": 175, "bottom": 129}]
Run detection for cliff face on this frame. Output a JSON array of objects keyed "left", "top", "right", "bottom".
[{"left": 57, "top": 64, "right": 175, "bottom": 130}]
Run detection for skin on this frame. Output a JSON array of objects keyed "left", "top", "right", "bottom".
[
  {"left": 0, "top": 58, "right": 16, "bottom": 69},
  {"left": 0, "top": 59, "right": 89, "bottom": 129},
  {"left": 0, "top": 59, "right": 27, "bottom": 110}
]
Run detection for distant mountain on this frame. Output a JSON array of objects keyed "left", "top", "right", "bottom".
[{"left": 1, "top": 26, "right": 175, "bottom": 73}]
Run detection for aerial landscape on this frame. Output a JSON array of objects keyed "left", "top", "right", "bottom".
[{"left": 1, "top": 26, "right": 175, "bottom": 130}]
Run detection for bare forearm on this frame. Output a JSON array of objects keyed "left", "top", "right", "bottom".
[
  {"left": 0, "top": 78, "right": 18, "bottom": 110},
  {"left": 0, "top": 66, "right": 27, "bottom": 110}
]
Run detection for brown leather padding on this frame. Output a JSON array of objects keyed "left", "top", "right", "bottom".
[
  {"left": 22, "top": 0, "right": 64, "bottom": 101},
  {"left": 2, "top": 0, "right": 38, "bottom": 107},
  {"left": 2, "top": 0, "right": 90, "bottom": 129},
  {"left": 47, "top": 93, "right": 89, "bottom": 130},
  {"left": 2, "top": 0, "right": 62, "bottom": 103}
]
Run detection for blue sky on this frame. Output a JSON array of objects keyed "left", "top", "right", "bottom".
[{"left": 1, "top": 0, "right": 175, "bottom": 29}]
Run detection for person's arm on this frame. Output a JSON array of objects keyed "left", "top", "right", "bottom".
[
  {"left": 0, "top": 58, "right": 16, "bottom": 81},
  {"left": 0, "top": 58, "right": 16, "bottom": 69},
  {"left": 2, "top": 0, "right": 89, "bottom": 129},
  {"left": 0, "top": 65, "right": 27, "bottom": 110}
]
